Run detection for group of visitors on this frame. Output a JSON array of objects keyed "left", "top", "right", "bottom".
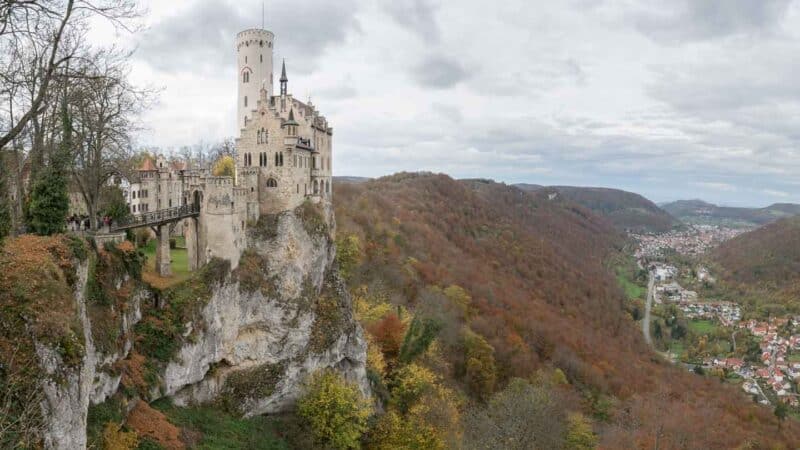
[
  {"left": 67, "top": 215, "right": 91, "bottom": 231},
  {"left": 66, "top": 214, "right": 115, "bottom": 232}
]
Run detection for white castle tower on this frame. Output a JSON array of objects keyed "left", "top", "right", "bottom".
[{"left": 236, "top": 28, "right": 274, "bottom": 130}]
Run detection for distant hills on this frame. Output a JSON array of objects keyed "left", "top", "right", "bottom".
[
  {"left": 515, "top": 184, "right": 679, "bottom": 233},
  {"left": 333, "top": 176, "right": 370, "bottom": 184},
  {"left": 337, "top": 177, "right": 800, "bottom": 233},
  {"left": 713, "top": 216, "right": 800, "bottom": 290},
  {"left": 661, "top": 199, "right": 800, "bottom": 227}
]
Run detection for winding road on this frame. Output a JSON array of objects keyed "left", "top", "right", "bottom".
[{"left": 643, "top": 271, "right": 655, "bottom": 347}]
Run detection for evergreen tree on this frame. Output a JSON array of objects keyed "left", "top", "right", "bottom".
[{"left": 27, "top": 98, "right": 71, "bottom": 236}]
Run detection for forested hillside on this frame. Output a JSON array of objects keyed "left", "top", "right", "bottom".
[
  {"left": 335, "top": 173, "right": 799, "bottom": 448},
  {"left": 663, "top": 199, "right": 800, "bottom": 227},
  {"left": 551, "top": 186, "right": 678, "bottom": 233},
  {"left": 712, "top": 217, "right": 800, "bottom": 313},
  {"left": 514, "top": 184, "right": 678, "bottom": 233}
]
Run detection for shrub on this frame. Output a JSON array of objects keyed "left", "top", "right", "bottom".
[
  {"left": 297, "top": 370, "right": 372, "bottom": 450},
  {"left": 389, "top": 363, "right": 437, "bottom": 413},
  {"left": 367, "top": 411, "right": 443, "bottom": 450},
  {"left": 101, "top": 422, "right": 139, "bottom": 450},
  {"left": 463, "top": 329, "right": 496, "bottom": 401},
  {"left": 335, "top": 233, "right": 361, "bottom": 280},
  {"left": 565, "top": 412, "right": 597, "bottom": 450}
]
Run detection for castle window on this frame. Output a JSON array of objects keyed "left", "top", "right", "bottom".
[
  {"left": 266, "top": 178, "right": 277, "bottom": 188},
  {"left": 297, "top": 184, "right": 299, "bottom": 193},
  {"left": 244, "top": 96, "right": 248, "bottom": 107},
  {"left": 260, "top": 54, "right": 263, "bottom": 62},
  {"left": 275, "top": 152, "right": 279, "bottom": 166},
  {"left": 279, "top": 152, "right": 284, "bottom": 166}
]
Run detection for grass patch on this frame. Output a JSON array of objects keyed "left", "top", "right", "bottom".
[
  {"left": 140, "top": 238, "right": 192, "bottom": 288},
  {"left": 151, "top": 399, "right": 289, "bottom": 450},
  {"left": 610, "top": 254, "right": 647, "bottom": 301},
  {"left": 688, "top": 319, "right": 718, "bottom": 335},
  {"left": 669, "top": 341, "right": 685, "bottom": 358}
]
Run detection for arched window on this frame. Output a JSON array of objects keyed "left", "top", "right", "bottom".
[
  {"left": 313, "top": 180, "right": 319, "bottom": 194},
  {"left": 266, "top": 178, "right": 277, "bottom": 188}
]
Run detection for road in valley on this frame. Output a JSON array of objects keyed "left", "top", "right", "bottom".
[{"left": 643, "top": 271, "right": 655, "bottom": 347}]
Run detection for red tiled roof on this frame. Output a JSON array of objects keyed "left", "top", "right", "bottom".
[{"left": 139, "top": 157, "right": 157, "bottom": 171}]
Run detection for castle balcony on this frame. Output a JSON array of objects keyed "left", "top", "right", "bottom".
[
  {"left": 311, "top": 168, "right": 323, "bottom": 178},
  {"left": 284, "top": 136, "right": 299, "bottom": 146}
]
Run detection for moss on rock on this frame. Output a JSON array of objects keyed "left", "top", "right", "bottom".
[{"left": 217, "top": 362, "right": 286, "bottom": 414}]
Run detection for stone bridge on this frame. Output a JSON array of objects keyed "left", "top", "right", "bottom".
[{"left": 112, "top": 202, "right": 201, "bottom": 277}]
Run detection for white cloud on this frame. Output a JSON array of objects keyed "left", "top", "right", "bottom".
[{"left": 91, "top": 0, "right": 800, "bottom": 207}]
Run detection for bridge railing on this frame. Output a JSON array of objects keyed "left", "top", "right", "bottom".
[{"left": 113, "top": 204, "right": 200, "bottom": 231}]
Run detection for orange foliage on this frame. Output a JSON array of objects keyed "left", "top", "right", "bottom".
[
  {"left": 334, "top": 173, "right": 800, "bottom": 448},
  {"left": 367, "top": 313, "right": 406, "bottom": 361},
  {"left": 126, "top": 401, "right": 185, "bottom": 450}
]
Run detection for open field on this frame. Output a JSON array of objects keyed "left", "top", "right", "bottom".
[{"left": 688, "top": 319, "right": 718, "bottom": 335}]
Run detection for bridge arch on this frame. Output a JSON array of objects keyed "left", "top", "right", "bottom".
[{"left": 193, "top": 190, "right": 203, "bottom": 211}]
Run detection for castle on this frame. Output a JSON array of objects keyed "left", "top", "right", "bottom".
[{"left": 123, "top": 28, "right": 333, "bottom": 274}]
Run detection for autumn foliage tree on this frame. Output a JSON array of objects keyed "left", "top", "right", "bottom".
[
  {"left": 367, "top": 313, "right": 406, "bottom": 363},
  {"left": 297, "top": 370, "right": 372, "bottom": 450},
  {"left": 463, "top": 328, "right": 497, "bottom": 401}
]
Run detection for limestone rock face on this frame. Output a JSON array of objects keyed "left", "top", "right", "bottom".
[
  {"left": 165, "top": 205, "right": 370, "bottom": 415},
  {"left": 37, "top": 263, "right": 146, "bottom": 449},
  {"left": 34, "top": 204, "right": 368, "bottom": 448}
]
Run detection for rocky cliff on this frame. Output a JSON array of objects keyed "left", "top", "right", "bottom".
[{"left": 0, "top": 201, "right": 369, "bottom": 449}]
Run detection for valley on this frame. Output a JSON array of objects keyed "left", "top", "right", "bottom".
[{"left": 631, "top": 219, "right": 800, "bottom": 419}]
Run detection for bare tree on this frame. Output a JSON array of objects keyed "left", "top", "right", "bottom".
[
  {"left": 0, "top": 1, "right": 142, "bottom": 231},
  {"left": 69, "top": 49, "right": 151, "bottom": 230}
]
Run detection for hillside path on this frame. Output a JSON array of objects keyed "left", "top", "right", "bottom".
[{"left": 643, "top": 271, "right": 655, "bottom": 347}]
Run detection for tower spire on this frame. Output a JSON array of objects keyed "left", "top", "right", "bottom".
[{"left": 280, "top": 59, "right": 288, "bottom": 96}]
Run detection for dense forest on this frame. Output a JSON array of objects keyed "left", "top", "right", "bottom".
[
  {"left": 515, "top": 185, "right": 678, "bottom": 233},
  {"left": 711, "top": 216, "right": 800, "bottom": 315},
  {"left": 334, "top": 173, "right": 800, "bottom": 448}
]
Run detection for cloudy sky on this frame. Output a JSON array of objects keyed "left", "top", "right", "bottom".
[{"left": 99, "top": 0, "right": 800, "bottom": 206}]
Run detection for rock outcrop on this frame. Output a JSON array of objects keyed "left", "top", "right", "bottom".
[
  {"left": 5, "top": 202, "right": 368, "bottom": 449},
  {"left": 163, "top": 204, "right": 369, "bottom": 415}
]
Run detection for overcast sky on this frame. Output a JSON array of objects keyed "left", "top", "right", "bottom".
[{"left": 101, "top": 0, "right": 800, "bottom": 207}]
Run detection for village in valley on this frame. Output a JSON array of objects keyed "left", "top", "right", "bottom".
[{"left": 632, "top": 225, "right": 800, "bottom": 410}]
